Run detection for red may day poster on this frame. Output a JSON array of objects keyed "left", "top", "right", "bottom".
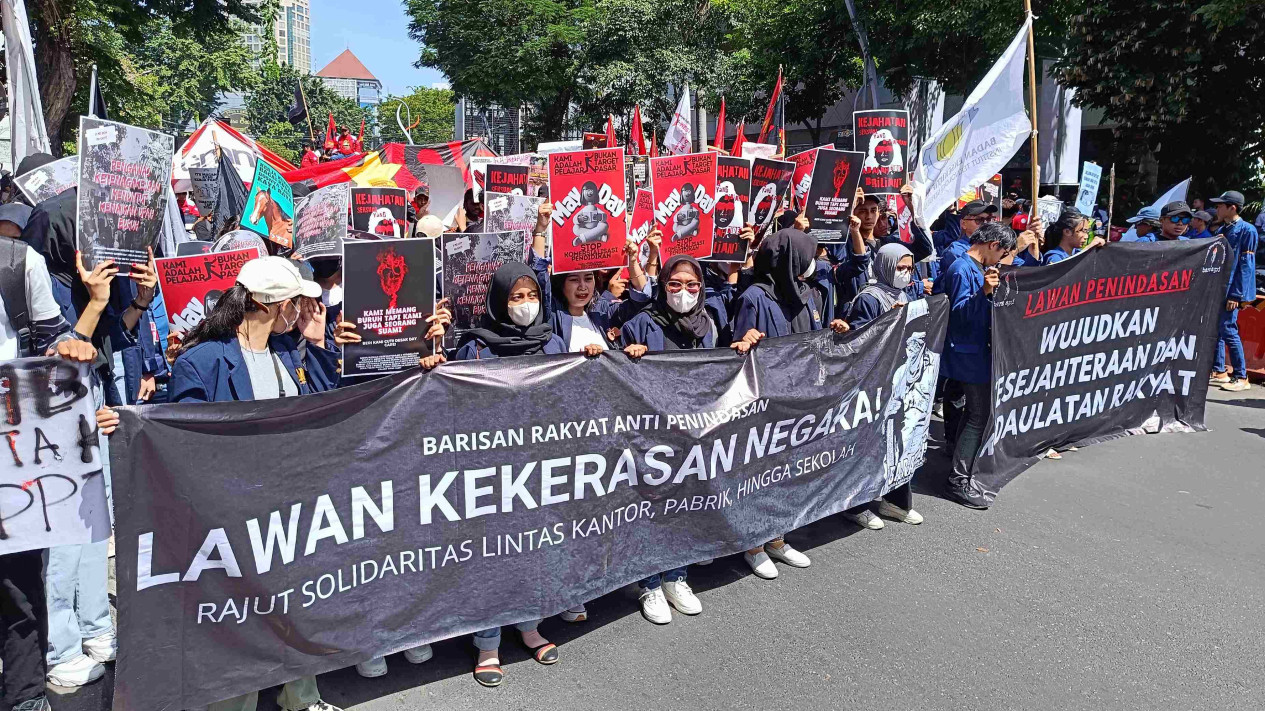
[
  {"left": 548, "top": 147, "right": 628, "bottom": 273},
  {"left": 650, "top": 152, "right": 718, "bottom": 262},
  {"left": 156, "top": 248, "right": 261, "bottom": 334}
]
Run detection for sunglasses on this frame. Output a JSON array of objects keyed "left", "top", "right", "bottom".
[{"left": 1167, "top": 215, "right": 1192, "bottom": 225}]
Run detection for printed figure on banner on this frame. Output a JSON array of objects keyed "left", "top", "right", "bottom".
[
  {"left": 351, "top": 187, "right": 408, "bottom": 240},
  {"left": 239, "top": 159, "right": 294, "bottom": 248},
  {"left": 853, "top": 109, "right": 910, "bottom": 195},
  {"left": 548, "top": 147, "right": 628, "bottom": 273},
  {"left": 748, "top": 158, "right": 795, "bottom": 231},
  {"left": 650, "top": 152, "right": 718, "bottom": 261},
  {"left": 156, "top": 248, "right": 261, "bottom": 333},
  {"left": 709, "top": 156, "right": 752, "bottom": 263},
  {"left": 804, "top": 149, "right": 864, "bottom": 240}
]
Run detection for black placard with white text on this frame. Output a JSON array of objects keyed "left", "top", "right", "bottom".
[{"left": 341, "top": 239, "right": 437, "bottom": 379}]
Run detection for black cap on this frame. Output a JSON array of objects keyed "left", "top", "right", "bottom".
[
  {"left": 1193, "top": 210, "right": 1213, "bottom": 222},
  {"left": 1209, "top": 190, "right": 1245, "bottom": 207},
  {"left": 961, "top": 200, "right": 998, "bottom": 216},
  {"left": 1161, "top": 201, "right": 1192, "bottom": 218}
]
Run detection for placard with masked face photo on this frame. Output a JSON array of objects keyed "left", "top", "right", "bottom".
[
  {"left": 748, "top": 158, "right": 795, "bottom": 232},
  {"left": 853, "top": 109, "right": 909, "bottom": 195},
  {"left": 707, "top": 156, "right": 752, "bottom": 263}
]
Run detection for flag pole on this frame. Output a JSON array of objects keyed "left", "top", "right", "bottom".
[
  {"left": 298, "top": 78, "right": 315, "bottom": 142},
  {"left": 1024, "top": 0, "right": 1039, "bottom": 210},
  {"left": 1106, "top": 162, "right": 1116, "bottom": 232}
]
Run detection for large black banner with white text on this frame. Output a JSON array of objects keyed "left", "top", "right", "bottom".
[
  {"left": 973, "top": 239, "right": 1230, "bottom": 494},
  {"left": 109, "top": 298, "right": 946, "bottom": 710}
]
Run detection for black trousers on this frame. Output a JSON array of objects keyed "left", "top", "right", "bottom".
[
  {"left": 1, "top": 550, "right": 47, "bottom": 708},
  {"left": 845, "top": 482, "right": 913, "bottom": 515}
]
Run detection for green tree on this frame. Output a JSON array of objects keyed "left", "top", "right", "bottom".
[
  {"left": 377, "top": 86, "right": 455, "bottom": 145},
  {"left": 244, "top": 60, "right": 374, "bottom": 154}
]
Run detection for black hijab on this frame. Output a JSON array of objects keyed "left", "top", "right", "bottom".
[
  {"left": 753, "top": 227, "right": 818, "bottom": 333},
  {"left": 651, "top": 254, "right": 712, "bottom": 349},
  {"left": 459, "top": 262, "right": 555, "bottom": 356}
]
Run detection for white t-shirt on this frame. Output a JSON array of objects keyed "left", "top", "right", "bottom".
[
  {"left": 564, "top": 312, "right": 607, "bottom": 353},
  {"left": 0, "top": 245, "right": 64, "bottom": 360}
]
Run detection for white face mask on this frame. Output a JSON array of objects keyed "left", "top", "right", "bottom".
[
  {"left": 666, "top": 289, "right": 698, "bottom": 313},
  {"left": 893, "top": 272, "right": 912, "bottom": 289},
  {"left": 801, "top": 260, "right": 817, "bottom": 280},
  {"left": 507, "top": 300, "right": 539, "bottom": 327}
]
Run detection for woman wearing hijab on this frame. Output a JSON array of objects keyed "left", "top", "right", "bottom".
[{"left": 839, "top": 242, "right": 927, "bottom": 529}]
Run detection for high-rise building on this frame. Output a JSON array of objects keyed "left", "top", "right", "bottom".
[
  {"left": 316, "top": 50, "right": 382, "bottom": 109},
  {"left": 242, "top": 0, "right": 311, "bottom": 72}
]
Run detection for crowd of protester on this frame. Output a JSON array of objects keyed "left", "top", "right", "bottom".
[{"left": 0, "top": 143, "right": 1259, "bottom": 711}]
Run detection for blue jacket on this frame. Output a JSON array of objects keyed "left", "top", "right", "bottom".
[
  {"left": 732, "top": 285, "right": 823, "bottom": 339},
  {"left": 845, "top": 283, "right": 925, "bottom": 330},
  {"left": 620, "top": 310, "right": 717, "bottom": 351},
  {"left": 1188, "top": 228, "right": 1212, "bottom": 241},
  {"left": 931, "top": 212, "right": 963, "bottom": 260},
  {"left": 941, "top": 254, "right": 992, "bottom": 384},
  {"left": 830, "top": 243, "right": 871, "bottom": 310},
  {"left": 701, "top": 274, "right": 737, "bottom": 346},
  {"left": 1041, "top": 246, "right": 1081, "bottom": 265},
  {"left": 1218, "top": 218, "right": 1259, "bottom": 301},
  {"left": 170, "top": 332, "right": 340, "bottom": 403},
  {"left": 533, "top": 251, "right": 649, "bottom": 349},
  {"left": 454, "top": 334, "right": 567, "bottom": 360}
]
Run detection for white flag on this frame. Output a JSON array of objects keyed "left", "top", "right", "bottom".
[
  {"left": 663, "top": 86, "right": 693, "bottom": 156},
  {"left": 2, "top": 0, "right": 51, "bottom": 169},
  {"left": 911, "top": 16, "right": 1032, "bottom": 227}
]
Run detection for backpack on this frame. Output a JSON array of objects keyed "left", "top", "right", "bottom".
[{"left": 0, "top": 237, "right": 32, "bottom": 356}]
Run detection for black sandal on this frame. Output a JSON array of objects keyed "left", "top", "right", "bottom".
[
  {"left": 528, "top": 641, "right": 559, "bottom": 665},
  {"left": 474, "top": 661, "right": 504, "bottom": 687}
]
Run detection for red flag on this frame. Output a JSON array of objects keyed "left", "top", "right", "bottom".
[
  {"left": 713, "top": 97, "right": 726, "bottom": 150},
  {"left": 324, "top": 113, "right": 336, "bottom": 151},
  {"left": 730, "top": 119, "right": 746, "bottom": 157},
  {"left": 649, "top": 129, "right": 659, "bottom": 158},
  {"left": 756, "top": 68, "right": 784, "bottom": 149},
  {"left": 356, "top": 117, "right": 365, "bottom": 151},
  {"left": 605, "top": 114, "right": 617, "bottom": 148},
  {"left": 628, "top": 106, "right": 648, "bottom": 156}
]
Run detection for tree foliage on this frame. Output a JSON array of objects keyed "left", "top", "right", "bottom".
[
  {"left": 243, "top": 60, "right": 375, "bottom": 153},
  {"left": 376, "top": 86, "right": 456, "bottom": 145}
]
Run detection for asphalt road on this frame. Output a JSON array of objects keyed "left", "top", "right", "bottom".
[{"left": 46, "top": 388, "right": 1265, "bottom": 711}]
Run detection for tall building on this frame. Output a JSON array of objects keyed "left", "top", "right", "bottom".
[
  {"left": 242, "top": 0, "right": 311, "bottom": 72},
  {"left": 316, "top": 49, "right": 382, "bottom": 109}
]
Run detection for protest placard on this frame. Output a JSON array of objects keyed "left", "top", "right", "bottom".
[
  {"left": 485, "top": 192, "right": 543, "bottom": 236},
  {"left": 0, "top": 358, "right": 108, "bottom": 555},
  {"left": 1075, "top": 162, "right": 1103, "bottom": 216},
  {"left": 788, "top": 145, "right": 831, "bottom": 211},
  {"left": 14, "top": 155, "right": 77, "bottom": 205},
  {"left": 155, "top": 248, "right": 262, "bottom": 334},
  {"left": 239, "top": 159, "right": 294, "bottom": 248},
  {"left": 471, "top": 153, "right": 534, "bottom": 202},
  {"left": 1035, "top": 196, "right": 1064, "bottom": 227},
  {"left": 741, "top": 143, "right": 778, "bottom": 161},
  {"left": 650, "top": 152, "right": 717, "bottom": 262},
  {"left": 212, "top": 230, "right": 268, "bottom": 255},
  {"left": 487, "top": 163, "right": 530, "bottom": 196},
  {"left": 548, "top": 148, "right": 628, "bottom": 273},
  {"left": 709, "top": 156, "right": 752, "bottom": 263},
  {"left": 441, "top": 231, "right": 528, "bottom": 348},
  {"left": 341, "top": 239, "right": 436, "bottom": 379},
  {"left": 625, "top": 154, "right": 649, "bottom": 201},
  {"left": 804, "top": 149, "right": 864, "bottom": 241},
  {"left": 350, "top": 187, "right": 407, "bottom": 240},
  {"left": 291, "top": 184, "right": 349, "bottom": 260},
  {"left": 748, "top": 157, "right": 795, "bottom": 231},
  {"left": 627, "top": 188, "right": 655, "bottom": 270},
  {"left": 76, "top": 117, "right": 175, "bottom": 268},
  {"left": 175, "top": 241, "right": 213, "bottom": 256},
  {"left": 853, "top": 109, "right": 910, "bottom": 195},
  {"left": 416, "top": 163, "right": 467, "bottom": 228}
]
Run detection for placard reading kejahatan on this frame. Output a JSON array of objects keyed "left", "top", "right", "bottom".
[
  {"left": 156, "top": 248, "right": 262, "bottom": 334},
  {"left": 342, "top": 239, "right": 436, "bottom": 379},
  {"left": 651, "top": 152, "right": 718, "bottom": 262},
  {"left": 76, "top": 117, "right": 175, "bottom": 268},
  {"left": 548, "top": 148, "right": 628, "bottom": 274},
  {"left": 709, "top": 156, "right": 752, "bottom": 263},
  {"left": 804, "top": 149, "right": 864, "bottom": 241},
  {"left": 441, "top": 230, "right": 529, "bottom": 348},
  {"left": 749, "top": 158, "right": 795, "bottom": 231},
  {"left": 487, "top": 164, "right": 530, "bottom": 196},
  {"left": 292, "top": 183, "right": 349, "bottom": 260},
  {"left": 110, "top": 297, "right": 947, "bottom": 711},
  {"left": 0, "top": 358, "right": 108, "bottom": 555},
  {"left": 350, "top": 187, "right": 408, "bottom": 240},
  {"left": 239, "top": 159, "right": 294, "bottom": 248},
  {"left": 15, "top": 154, "right": 78, "bottom": 205},
  {"left": 973, "top": 239, "right": 1229, "bottom": 499},
  {"left": 853, "top": 110, "right": 909, "bottom": 196},
  {"left": 471, "top": 153, "right": 534, "bottom": 202}
]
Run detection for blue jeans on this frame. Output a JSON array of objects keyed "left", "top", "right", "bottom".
[
  {"left": 473, "top": 620, "right": 539, "bottom": 651},
  {"left": 43, "top": 541, "right": 112, "bottom": 666},
  {"left": 1213, "top": 308, "right": 1247, "bottom": 380},
  {"left": 639, "top": 567, "right": 687, "bottom": 590}
]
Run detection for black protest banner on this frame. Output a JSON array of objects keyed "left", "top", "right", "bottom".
[
  {"left": 749, "top": 157, "right": 795, "bottom": 232},
  {"left": 708, "top": 156, "right": 752, "bottom": 263},
  {"left": 0, "top": 359, "right": 107, "bottom": 555},
  {"left": 292, "top": 184, "right": 350, "bottom": 260},
  {"left": 440, "top": 230, "right": 528, "bottom": 348},
  {"left": 853, "top": 109, "right": 909, "bottom": 196},
  {"left": 804, "top": 149, "right": 864, "bottom": 243},
  {"left": 110, "top": 297, "right": 946, "bottom": 711},
  {"left": 973, "top": 239, "right": 1230, "bottom": 495},
  {"left": 15, "top": 155, "right": 78, "bottom": 205},
  {"left": 487, "top": 164, "right": 530, "bottom": 196},
  {"left": 342, "top": 240, "right": 437, "bottom": 379},
  {"left": 350, "top": 187, "right": 408, "bottom": 240},
  {"left": 76, "top": 117, "right": 175, "bottom": 268}
]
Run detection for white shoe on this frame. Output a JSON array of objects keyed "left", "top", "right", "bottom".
[
  {"left": 1221, "top": 379, "right": 1251, "bottom": 392},
  {"left": 303, "top": 704, "right": 344, "bottom": 711},
  {"left": 743, "top": 551, "right": 779, "bottom": 579},
  {"left": 47, "top": 654, "right": 105, "bottom": 687},
  {"left": 355, "top": 657, "right": 388, "bottom": 678},
  {"left": 847, "top": 509, "right": 885, "bottom": 530},
  {"left": 639, "top": 587, "right": 672, "bottom": 624},
  {"left": 404, "top": 644, "right": 433, "bottom": 664},
  {"left": 560, "top": 604, "right": 587, "bottom": 622},
  {"left": 765, "top": 543, "right": 811, "bottom": 568},
  {"left": 82, "top": 630, "right": 117, "bottom": 663},
  {"left": 876, "top": 500, "right": 924, "bottom": 525},
  {"left": 662, "top": 580, "right": 702, "bottom": 615}
]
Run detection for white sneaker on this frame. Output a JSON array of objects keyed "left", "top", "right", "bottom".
[
  {"left": 47, "top": 654, "right": 105, "bottom": 687},
  {"left": 560, "top": 604, "right": 587, "bottom": 622},
  {"left": 1221, "top": 379, "right": 1251, "bottom": 392},
  {"left": 847, "top": 509, "right": 885, "bottom": 530},
  {"left": 662, "top": 580, "right": 702, "bottom": 615},
  {"left": 355, "top": 656, "right": 388, "bottom": 678},
  {"left": 765, "top": 543, "right": 811, "bottom": 568},
  {"left": 303, "top": 703, "right": 344, "bottom": 711},
  {"left": 743, "top": 551, "right": 779, "bottom": 579},
  {"left": 404, "top": 644, "right": 433, "bottom": 664},
  {"left": 639, "top": 587, "right": 672, "bottom": 624},
  {"left": 877, "top": 499, "right": 924, "bottom": 525},
  {"left": 82, "top": 630, "right": 117, "bottom": 663}
]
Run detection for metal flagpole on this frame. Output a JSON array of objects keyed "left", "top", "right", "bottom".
[
  {"left": 1024, "top": 0, "right": 1040, "bottom": 210},
  {"left": 298, "top": 78, "right": 315, "bottom": 142}
]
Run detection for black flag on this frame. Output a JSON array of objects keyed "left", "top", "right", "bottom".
[
  {"left": 194, "top": 150, "right": 249, "bottom": 241},
  {"left": 287, "top": 82, "right": 308, "bottom": 126},
  {"left": 89, "top": 64, "right": 108, "bottom": 120}
]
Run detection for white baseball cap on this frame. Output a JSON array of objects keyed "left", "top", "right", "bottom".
[
  {"left": 417, "top": 214, "right": 445, "bottom": 239},
  {"left": 236, "top": 256, "right": 322, "bottom": 304}
]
